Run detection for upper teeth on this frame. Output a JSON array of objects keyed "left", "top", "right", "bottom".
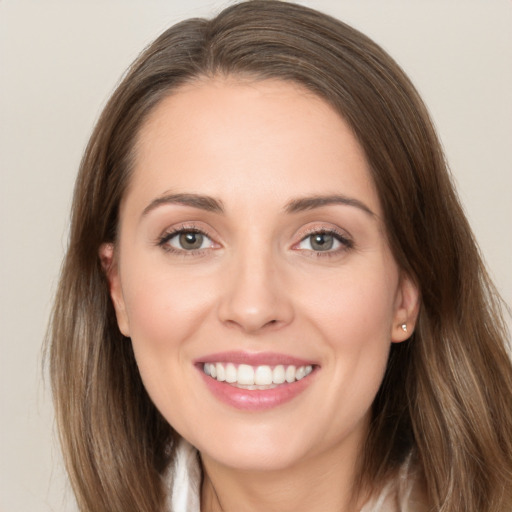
[{"left": 203, "top": 362, "right": 313, "bottom": 386}]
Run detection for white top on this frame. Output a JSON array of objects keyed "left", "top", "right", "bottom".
[{"left": 165, "top": 439, "right": 427, "bottom": 512}]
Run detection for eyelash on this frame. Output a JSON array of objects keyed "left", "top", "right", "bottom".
[
  {"left": 157, "top": 224, "right": 215, "bottom": 256},
  {"left": 295, "top": 228, "right": 354, "bottom": 257},
  {"left": 156, "top": 225, "right": 353, "bottom": 256}
]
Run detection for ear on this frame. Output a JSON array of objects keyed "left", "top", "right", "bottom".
[
  {"left": 99, "top": 243, "right": 130, "bottom": 337},
  {"left": 391, "top": 272, "right": 420, "bottom": 343}
]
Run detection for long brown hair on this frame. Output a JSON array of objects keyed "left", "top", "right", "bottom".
[{"left": 47, "top": 1, "right": 512, "bottom": 510}]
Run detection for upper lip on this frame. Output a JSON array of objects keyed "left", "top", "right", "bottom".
[{"left": 195, "top": 351, "right": 317, "bottom": 367}]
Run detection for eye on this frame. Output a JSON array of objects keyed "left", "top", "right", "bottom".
[
  {"left": 158, "top": 228, "right": 216, "bottom": 253},
  {"left": 296, "top": 229, "right": 352, "bottom": 254},
  {"left": 300, "top": 232, "right": 338, "bottom": 251}
]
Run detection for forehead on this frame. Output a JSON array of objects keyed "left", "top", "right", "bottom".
[{"left": 125, "top": 78, "right": 380, "bottom": 216}]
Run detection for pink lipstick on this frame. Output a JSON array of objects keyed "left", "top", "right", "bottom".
[{"left": 196, "top": 352, "right": 318, "bottom": 411}]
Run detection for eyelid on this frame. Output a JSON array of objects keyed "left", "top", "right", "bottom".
[
  {"left": 155, "top": 222, "right": 353, "bottom": 256},
  {"left": 292, "top": 224, "right": 354, "bottom": 253},
  {"left": 156, "top": 222, "right": 221, "bottom": 254}
]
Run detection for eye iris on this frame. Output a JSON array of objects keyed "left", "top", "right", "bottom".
[
  {"left": 310, "top": 233, "right": 333, "bottom": 251},
  {"left": 179, "top": 232, "right": 203, "bottom": 250}
]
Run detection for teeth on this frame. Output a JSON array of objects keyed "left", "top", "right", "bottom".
[
  {"left": 203, "top": 362, "right": 313, "bottom": 386},
  {"left": 216, "top": 363, "right": 226, "bottom": 382},
  {"left": 254, "top": 365, "right": 272, "bottom": 385},
  {"left": 272, "top": 365, "right": 286, "bottom": 384},
  {"left": 238, "top": 364, "right": 254, "bottom": 385},
  {"left": 285, "top": 365, "right": 296, "bottom": 383},
  {"left": 225, "top": 363, "right": 237, "bottom": 383}
]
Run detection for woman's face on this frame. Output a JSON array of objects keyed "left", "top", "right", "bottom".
[{"left": 102, "top": 78, "right": 418, "bottom": 472}]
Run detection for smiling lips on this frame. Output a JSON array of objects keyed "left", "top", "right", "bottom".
[{"left": 198, "top": 353, "right": 317, "bottom": 410}]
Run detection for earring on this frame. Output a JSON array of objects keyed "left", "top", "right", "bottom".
[{"left": 401, "top": 323, "right": 407, "bottom": 333}]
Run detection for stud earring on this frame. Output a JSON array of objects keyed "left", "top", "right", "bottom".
[{"left": 401, "top": 323, "right": 407, "bottom": 333}]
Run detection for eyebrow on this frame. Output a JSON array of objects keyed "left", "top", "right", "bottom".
[
  {"left": 142, "top": 193, "right": 224, "bottom": 216},
  {"left": 284, "top": 194, "right": 375, "bottom": 217},
  {"left": 141, "top": 192, "right": 375, "bottom": 218}
]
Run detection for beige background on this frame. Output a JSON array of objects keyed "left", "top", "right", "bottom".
[{"left": 1, "top": 1, "right": 511, "bottom": 510}]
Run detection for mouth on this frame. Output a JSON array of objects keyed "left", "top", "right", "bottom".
[
  {"left": 203, "top": 362, "right": 314, "bottom": 389},
  {"left": 196, "top": 352, "right": 318, "bottom": 411}
]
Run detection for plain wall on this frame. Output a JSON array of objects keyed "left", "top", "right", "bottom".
[{"left": 1, "top": 1, "right": 510, "bottom": 510}]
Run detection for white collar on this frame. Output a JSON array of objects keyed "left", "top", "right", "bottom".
[{"left": 167, "top": 438, "right": 202, "bottom": 512}]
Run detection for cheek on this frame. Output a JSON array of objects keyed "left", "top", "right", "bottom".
[
  {"left": 119, "top": 263, "right": 217, "bottom": 386},
  {"left": 119, "top": 266, "right": 218, "bottom": 428},
  {"left": 303, "top": 262, "right": 398, "bottom": 345},
  {"left": 299, "top": 262, "right": 398, "bottom": 413}
]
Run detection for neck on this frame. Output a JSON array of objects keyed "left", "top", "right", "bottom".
[{"left": 200, "top": 430, "right": 368, "bottom": 512}]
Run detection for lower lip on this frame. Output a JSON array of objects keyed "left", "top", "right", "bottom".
[{"left": 198, "top": 368, "right": 316, "bottom": 411}]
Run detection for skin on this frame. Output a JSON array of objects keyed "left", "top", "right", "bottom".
[{"left": 101, "top": 78, "right": 419, "bottom": 512}]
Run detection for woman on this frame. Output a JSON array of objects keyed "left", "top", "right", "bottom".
[{"left": 48, "top": 1, "right": 512, "bottom": 511}]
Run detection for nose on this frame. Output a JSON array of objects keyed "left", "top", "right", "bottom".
[{"left": 217, "top": 246, "right": 294, "bottom": 334}]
